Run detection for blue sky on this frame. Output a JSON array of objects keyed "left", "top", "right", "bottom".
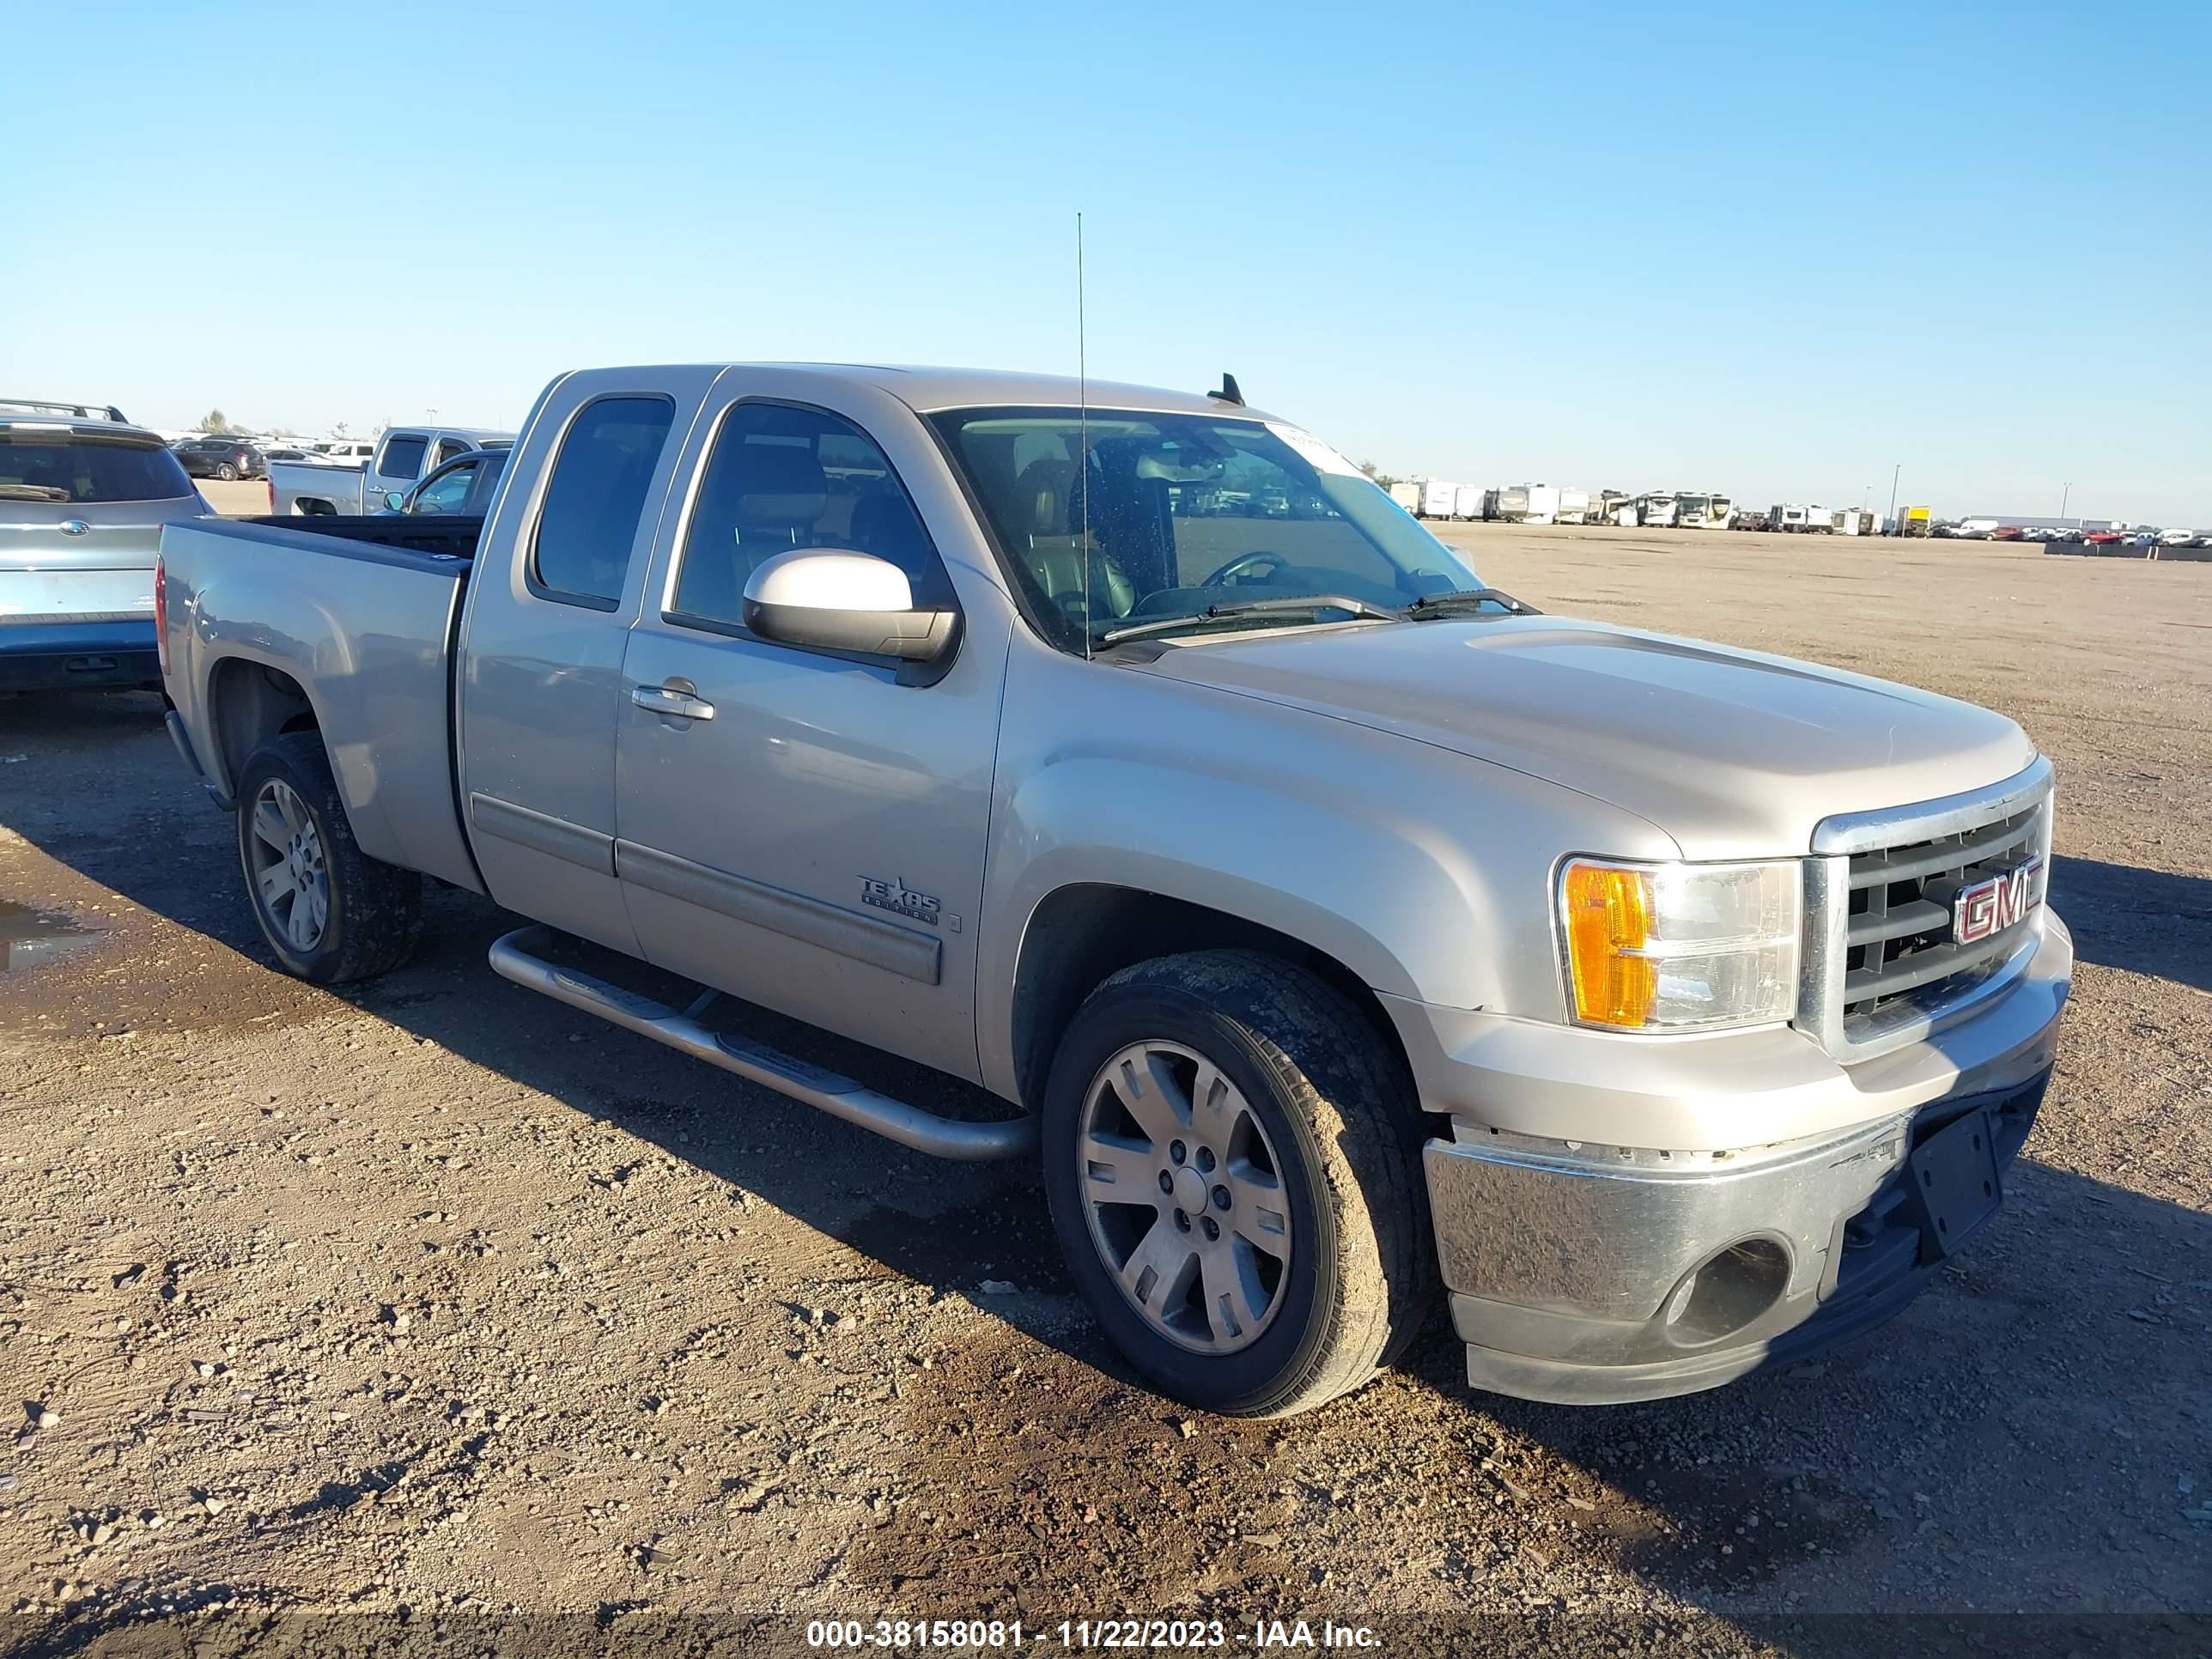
[{"left": 8, "top": 2, "right": 2207, "bottom": 521}]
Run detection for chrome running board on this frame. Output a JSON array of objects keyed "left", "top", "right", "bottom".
[{"left": 487, "top": 925, "right": 1036, "bottom": 1162}]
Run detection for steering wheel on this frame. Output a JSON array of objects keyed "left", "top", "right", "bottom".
[{"left": 1203, "top": 550, "right": 1289, "bottom": 586}]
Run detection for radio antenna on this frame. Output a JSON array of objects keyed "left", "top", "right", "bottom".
[{"left": 1077, "top": 211, "right": 1091, "bottom": 660}]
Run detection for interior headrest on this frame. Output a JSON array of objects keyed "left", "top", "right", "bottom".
[{"left": 737, "top": 442, "right": 828, "bottom": 526}]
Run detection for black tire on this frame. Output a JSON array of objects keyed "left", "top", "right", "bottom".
[
  {"left": 234, "top": 730, "right": 422, "bottom": 983},
  {"left": 1042, "top": 949, "right": 1437, "bottom": 1418},
  {"left": 216, "top": 463, "right": 237, "bottom": 482}
]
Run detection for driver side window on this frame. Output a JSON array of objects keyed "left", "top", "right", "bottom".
[
  {"left": 410, "top": 462, "right": 476, "bottom": 514},
  {"left": 670, "top": 401, "right": 946, "bottom": 629}
]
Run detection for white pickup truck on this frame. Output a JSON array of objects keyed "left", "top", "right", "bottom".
[
  {"left": 156, "top": 363, "right": 2069, "bottom": 1416},
  {"left": 270, "top": 424, "right": 510, "bottom": 516}
]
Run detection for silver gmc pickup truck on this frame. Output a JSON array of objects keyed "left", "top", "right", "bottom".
[
  {"left": 157, "top": 364, "right": 2069, "bottom": 1416},
  {"left": 270, "top": 424, "right": 512, "bottom": 517}
]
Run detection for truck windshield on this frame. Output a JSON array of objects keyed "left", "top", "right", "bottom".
[
  {"left": 0, "top": 429, "right": 195, "bottom": 503},
  {"left": 931, "top": 407, "right": 1481, "bottom": 651}
]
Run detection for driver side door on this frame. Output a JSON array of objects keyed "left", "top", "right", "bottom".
[{"left": 611, "top": 374, "right": 1006, "bottom": 1083}]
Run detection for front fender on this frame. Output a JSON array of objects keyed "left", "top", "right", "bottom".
[{"left": 974, "top": 638, "right": 1679, "bottom": 1100}]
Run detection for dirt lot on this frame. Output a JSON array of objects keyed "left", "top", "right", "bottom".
[
  {"left": 191, "top": 480, "right": 270, "bottom": 518},
  {"left": 2, "top": 524, "right": 2207, "bottom": 1652}
]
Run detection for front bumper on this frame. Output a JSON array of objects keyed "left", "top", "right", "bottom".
[
  {"left": 0, "top": 619, "right": 160, "bottom": 690},
  {"left": 1407, "top": 913, "right": 2071, "bottom": 1404}
]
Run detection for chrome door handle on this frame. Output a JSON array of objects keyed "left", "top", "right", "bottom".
[{"left": 631, "top": 684, "right": 715, "bottom": 721}]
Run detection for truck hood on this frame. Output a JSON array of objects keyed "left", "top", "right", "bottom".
[{"left": 1127, "top": 616, "right": 2037, "bottom": 858}]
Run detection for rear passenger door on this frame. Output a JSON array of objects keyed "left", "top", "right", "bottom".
[{"left": 456, "top": 371, "right": 717, "bottom": 954}]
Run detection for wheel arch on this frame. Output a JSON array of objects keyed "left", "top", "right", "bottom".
[
  {"left": 1006, "top": 883, "right": 1412, "bottom": 1115},
  {"left": 205, "top": 654, "right": 322, "bottom": 798}
]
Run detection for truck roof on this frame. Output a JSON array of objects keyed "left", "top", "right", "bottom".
[
  {"left": 561, "top": 364, "right": 1280, "bottom": 422},
  {"left": 382, "top": 424, "right": 513, "bottom": 442}
]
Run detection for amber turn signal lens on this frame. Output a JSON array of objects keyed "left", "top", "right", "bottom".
[{"left": 1562, "top": 861, "right": 1656, "bottom": 1028}]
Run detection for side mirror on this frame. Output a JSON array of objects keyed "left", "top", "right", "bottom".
[
  {"left": 742, "top": 549, "right": 956, "bottom": 663},
  {"left": 383, "top": 490, "right": 407, "bottom": 512}
]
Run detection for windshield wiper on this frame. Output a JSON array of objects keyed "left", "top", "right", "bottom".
[
  {"left": 1095, "top": 594, "right": 1401, "bottom": 647},
  {"left": 0, "top": 484, "right": 74, "bottom": 503},
  {"left": 1403, "top": 586, "right": 1540, "bottom": 618}
]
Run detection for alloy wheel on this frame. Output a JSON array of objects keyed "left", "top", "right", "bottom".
[
  {"left": 247, "top": 778, "right": 330, "bottom": 952},
  {"left": 1076, "top": 1040, "right": 1293, "bottom": 1354}
]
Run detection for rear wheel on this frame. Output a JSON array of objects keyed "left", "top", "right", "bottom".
[
  {"left": 215, "top": 462, "right": 237, "bottom": 482},
  {"left": 1042, "top": 950, "right": 1436, "bottom": 1417},
  {"left": 234, "top": 731, "right": 422, "bottom": 983}
]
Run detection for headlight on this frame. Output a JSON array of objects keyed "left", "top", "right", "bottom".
[{"left": 1557, "top": 858, "right": 1802, "bottom": 1031}]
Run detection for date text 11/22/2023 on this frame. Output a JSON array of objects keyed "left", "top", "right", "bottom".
[{"left": 803, "top": 1619, "right": 1382, "bottom": 1649}]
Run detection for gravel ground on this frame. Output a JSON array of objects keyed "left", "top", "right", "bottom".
[{"left": 1, "top": 525, "right": 2206, "bottom": 1653}]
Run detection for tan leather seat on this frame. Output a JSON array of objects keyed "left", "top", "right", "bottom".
[{"left": 1012, "top": 457, "right": 1133, "bottom": 618}]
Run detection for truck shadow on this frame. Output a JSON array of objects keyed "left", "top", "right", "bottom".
[{"left": 2049, "top": 854, "right": 2212, "bottom": 993}]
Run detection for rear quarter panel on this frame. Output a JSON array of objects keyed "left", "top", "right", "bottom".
[{"left": 161, "top": 518, "right": 481, "bottom": 890}]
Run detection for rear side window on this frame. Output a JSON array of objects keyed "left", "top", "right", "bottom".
[
  {"left": 432, "top": 436, "right": 474, "bottom": 468},
  {"left": 530, "top": 396, "right": 676, "bottom": 609},
  {"left": 378, "top": 434, "right": 428, "bottom": 481},
  {"left": 672, "top": 401, "right": 944, "bottom": 629},
  {"left": 0, "top": 433, "right": 194, "bottom": 503}
]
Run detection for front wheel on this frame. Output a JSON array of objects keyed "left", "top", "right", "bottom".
[
  {"left": 1042, "top": 950, "right": 1437, "bottom": 1417},
  {"left": 234, "top": 731, "right": 422, "bottom": 983}
]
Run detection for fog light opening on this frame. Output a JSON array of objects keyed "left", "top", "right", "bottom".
[{"left": 1664, "top": 1237, "right": 1791, "bottom": 1346}]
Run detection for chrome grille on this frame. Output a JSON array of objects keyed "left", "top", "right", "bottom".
[
  {"left": 1800, "top": 758, "right": 2055, "bottom": 1060},
  {"left": 1842, "top": 800, "right": 2044, "bottom": 1025}
]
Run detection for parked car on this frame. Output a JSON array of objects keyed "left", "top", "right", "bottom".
[
  {"left": 378, "top": 446, "right": 508, "bottom": 515},
  {"left": 260, "top": 445, "right": 319, "bottom": 465},
  {"left": 173, "top": 434, "right": 266, "bottom": 482},
  {"left": 313, "top": 441, "right": 377, "bottom": 463},
  {"left": 2083, "top": 532, "right": 2125, "bottom": 546},
  {"left": 159, "top": 362, "right": 2069, "bottom": 1417},
  {"left": 1989, "top": 525, "right": 2025, "bottom": 542},
  {"left": 2, "top": 400, "right": 210, "bottom": 690},
  {"left": 2160, "top": 528, "right": 2198, "bottom": 547},
  {"left": 270, "top": 426, "right": 512, "bottom": 516}
]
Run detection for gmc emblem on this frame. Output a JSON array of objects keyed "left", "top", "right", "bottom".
[{"left": 1954, "top": 858, "right": 2043, "bottom": 945}]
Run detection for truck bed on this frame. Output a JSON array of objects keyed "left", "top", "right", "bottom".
[
  {"left": 269, "top": 458, "right": 369, "bottom": 517},
  {"left": 235, "top": 513, "right": 483, "bottom": 566},
  {"left": 160, "top": 514, "right": 488, "bottom": 893}
]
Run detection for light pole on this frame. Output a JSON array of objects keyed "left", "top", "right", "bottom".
[
  {"left": 2059, "top": 482, "right": 2071, "bottom": 527},
  {"left": 1887, "top": 462, "right": 1900, "bottom": 528}
]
